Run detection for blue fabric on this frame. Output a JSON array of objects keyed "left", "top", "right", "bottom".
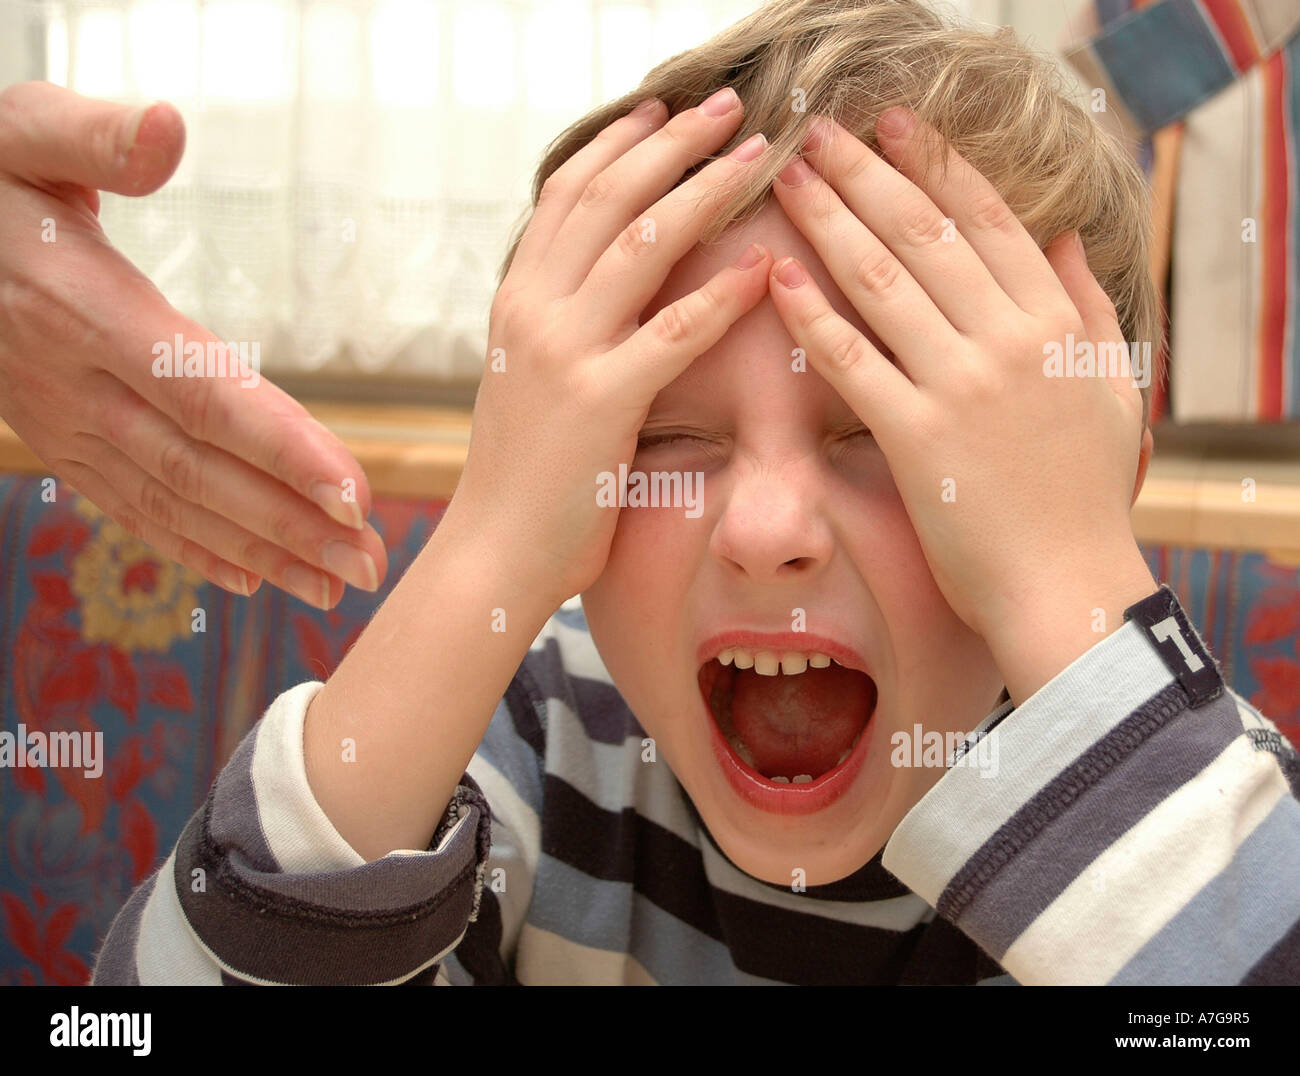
[
  {"left": 1, "top": 469, "right": 1298, "bottom": 981},
  {"left": 1092, "top": 0, "right": 1239, "bottom": 132}
]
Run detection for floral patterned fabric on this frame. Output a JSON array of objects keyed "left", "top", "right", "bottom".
[
  {"left": 0, "top": 475, "right": 446, "bottom": 984},
  {"left": 0, "top": 472, "right": 1296, "bottom": 984}
]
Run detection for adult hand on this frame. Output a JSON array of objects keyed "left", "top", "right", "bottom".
[{"left": 0, "top": 81, "right": 386, "bottom": 608}]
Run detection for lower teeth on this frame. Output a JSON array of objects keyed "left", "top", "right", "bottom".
[{"left": 729, "top": 735, "right": 757, "bottom": 767}]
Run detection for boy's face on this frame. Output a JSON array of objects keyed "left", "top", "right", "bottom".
[{"left": 582, "top": 200, "right": 1007, "bottom": 887}]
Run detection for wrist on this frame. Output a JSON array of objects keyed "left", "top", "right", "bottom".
[
  {"left": 429, "top": 493, "right": 573, "bottom": 618},
  {"left": 980, "top": 540, "right": 1157, "bottom": 707}
]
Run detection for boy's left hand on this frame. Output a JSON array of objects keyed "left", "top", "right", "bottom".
[{"left": 767, "top": 110, "right": 1157, "bottom": 705}]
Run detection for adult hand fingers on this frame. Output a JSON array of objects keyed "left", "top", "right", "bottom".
[
  {"left": 77, "top": 434, "right": 364, "bottom": 609},
  {"left": 101, "top": 311, "right": 374, "bottom": 536},
  {"left": 97, "top": 377, "right": 386, "bottom": 593},
  {"left": 54, "top": 455, "right": 261, "bottom": 596},
  {"left": 0, "top": 81, "right": 184, "bottom": 199}
]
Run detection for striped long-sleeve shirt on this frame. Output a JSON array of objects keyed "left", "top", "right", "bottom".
[{"left": 91, "top": 588, "right": 1300, "bottom": 985}]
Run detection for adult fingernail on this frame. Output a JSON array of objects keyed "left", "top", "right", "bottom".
[
  {"left": 322, "top": 541, "right": 379, "bottom": 591},
  {"left": 632, "top": 97, "right": 661, "bottom": 116},
  {"left": 310, "top": 480, "right": 364, "bottom": 530},
  {"left": 774, "top": 257, "right": 806, "bottom": 288},
  {"left": 218, "top": 563, "right": 250, "bottom": 596},
  {"left": 1075, "top": 231, "right": 1086, "bottom": 255},
  {"left": 778, "top": 156, "right": 814, "bottom": 187},
  {"left": 119, "top": 103, "right": 152, "bottom": 161},
  {"left": 284, "top": 563, "right": 331, "bottom": 608},
  {"left": 700, "top": 87, "right": 739, "bottom": 117}
]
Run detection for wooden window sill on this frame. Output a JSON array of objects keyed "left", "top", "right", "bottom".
[
  {"left": 0, "top": 401, "right": 472, "bottom": 502},
  {"left": 1, "top": 406, "right": 1298, "bottom": 558}
]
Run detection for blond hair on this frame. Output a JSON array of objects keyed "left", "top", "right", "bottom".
[{"left": 499, "top": 0, "right": 1164, "bottom": 427}]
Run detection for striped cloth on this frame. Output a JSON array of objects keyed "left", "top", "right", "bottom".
[
  {"left": 90, "top": 593, "right": 1300, "bottom": 985},
  {"left": 1063, "top": 0, "right": 1300, "bottom": 422}
]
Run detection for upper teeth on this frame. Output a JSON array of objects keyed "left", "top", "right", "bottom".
[{"left": 717, "top": 649, "right": 837, "bottom": 676}]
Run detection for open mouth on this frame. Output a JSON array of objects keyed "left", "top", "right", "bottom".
[{"left": 697, "top": 644, "right": 877, "bottom": 795}]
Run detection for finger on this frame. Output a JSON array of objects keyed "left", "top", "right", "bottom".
[
  {"left": 508, "top": 97, "right": 668, "bottom": 283},
  {"left": 55, "top": 457, "right": 261, "bottom": 597},
  {"left": 103, "top": 324, "right": 373, "bottom": 532},
  {"left": 797, "top": 115, "right": 1018, "bottom": 335},
  {"left": 873, "top": 108, "right": 1071, "bottom": 317},
  {"left": 79, "top": 435, "right": 345, "bottom": 610},
  {"left": 609, "top": 241, "right": 773, "bottom": 402},
  {"left": 0, "top": 82, "right": 184, "bottom": 197},
  {"left": 770, "top": 150, "right": 957, "bottom": 381},
  {"left": 576, "top": 125, "right": 771, "bottom": 339},
  {"left": 550, "top": 87, "right": 749, "bottom": 297},
  {"left": 766, "top": 255, "right": 917, "bottom": 443},
  {"left": 1043, "top": 231, "right": 1146, "bottom": 404},
  {"left": 96, "top": 377, "right": 387, "bottom": 591},
  {"left": 1045, "top": 232, "right": 1118, "bottom": 335}
]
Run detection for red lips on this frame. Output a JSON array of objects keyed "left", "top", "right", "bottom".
[{"left": 695, "top": 631, "right": 877, "bottom": 815}]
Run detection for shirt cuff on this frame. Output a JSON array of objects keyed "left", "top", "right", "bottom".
[{"left": 882, "top": 620, "right": 1174, "bottom": 906}]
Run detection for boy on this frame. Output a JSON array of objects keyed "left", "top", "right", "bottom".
[{"left": 93, "top": 0, "right": 1300, "bottom": 985}]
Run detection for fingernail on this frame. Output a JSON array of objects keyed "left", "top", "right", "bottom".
[
  {"left": 322, "top": 541, "right": 379, "bottom": 591},
  {"left": 778, "top": 156, "right": 814, "bottom": 187},
  {"left": 632, "top": 97, "right": 661, "bottom": 116},
  {"left": 284, "top": 563, "right": 330, "bottom": 608},
  {"left": 310, "top": 480, "right": 364, "bottom": 530},
  {"left": 878, "top": 107, "right": 914, "bottom": 139},
  {"left": 802, "top": 116, "right": 832, "bottom": 152},
  {"left": 120, "top": 103, "right": 152, "bottom": 160},
  {"left": 1074, "top": 231, "right": 1086, "bottom": 255},
  {"left": 733, "top": 242, "right": 766, "bottom": 270},
  {"left": 774, "top": 257, "right": 806, "bottom": 288},
  {"left": 700, "top": 87, "right": 739, "bottom": 117},
  {"left": 218, "top": 563, "right": 250, "bottom": 596},
  {"left": 729, "top": 132, "right": 767, "bottom": 163}
]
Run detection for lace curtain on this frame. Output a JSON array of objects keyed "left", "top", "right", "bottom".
[{"left": 5, "top": 0, "right": 812, "bottom": 386}]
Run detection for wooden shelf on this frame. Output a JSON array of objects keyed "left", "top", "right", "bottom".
[
  {"left": 1131, "top": 424, "right": 1300, "bottom": 562},
  {"left": 297, "top": 401, "right": 471, "bottom": 500},
  {"left": 0, "top": 401, "right": 472, "bottom": 503},
  {"left": 3, "top": 406, "right": 1298, "bottom": 557}
]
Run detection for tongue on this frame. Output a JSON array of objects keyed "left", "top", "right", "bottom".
[{"left": 730, "top": 664, "right": 875, "bottom": 778}]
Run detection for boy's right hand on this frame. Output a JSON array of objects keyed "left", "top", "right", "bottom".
[
  {"left": 306, "top": 89, "right": 771, "bottom": 863},
  {"left": 450, "top": 88, "right": 774, "bottom": 605}
]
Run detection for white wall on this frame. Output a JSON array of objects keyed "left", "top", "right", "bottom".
[{"left": 956, "top": 0, "right": 1089, "bottom": 97}]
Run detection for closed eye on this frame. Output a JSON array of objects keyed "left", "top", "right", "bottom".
[{"left": 636, "top": 431, "right": 706, "bottom": 450}]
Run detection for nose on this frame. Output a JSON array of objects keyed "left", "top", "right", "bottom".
[{"left": 709, "top": 458, "right": 835, "bottom": 583}]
